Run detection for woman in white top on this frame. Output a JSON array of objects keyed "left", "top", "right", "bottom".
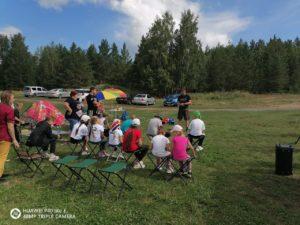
[
  {"left": 150, "top": 127, "right": 173, "bottom": 173},
  {"left": 70, "top": 115, "right": 90, "bottom": 155}
]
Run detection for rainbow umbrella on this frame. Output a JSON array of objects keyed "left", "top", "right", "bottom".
[{"left": 96, "top": 88, "right": 127, "bottom": 100}]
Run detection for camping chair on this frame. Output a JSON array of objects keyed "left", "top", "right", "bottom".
[
  {"left": 122, "top": 148, "right": 145, "bottom": 169},
  {"left": 147, "top": 152, "right": 172, "bottom": 179},
  {"left": 65, "top": 159, "right": 102, "bottom": 192},
  {"left": 51, "top": 155, "right": 79, "bottom": 186},
  {"left": 167, "top": 157, "right": 195, "bottom": 184},
  {"left": 67, "top": 139, "right": 84, "bottom": 155},
  {"left": 13, "top": 144, "right": 45, "bottom": 178},
  {"left": 98, "top": 162, "right": 132, "bottom": 198},
  {"left": 106, "top": 145, "right": 124, "bottom": 162},
  {"left": 87, "top": 140, "right": 107, "bottom": 159}
]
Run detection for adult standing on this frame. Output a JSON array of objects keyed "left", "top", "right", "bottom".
[
  {"left": 64, "top": 90, "right": 82, "bottom": 131},
  {"left": 177, "top": 88, "right": 192, "bottom": 130},
  {"left": 84, "top": 87, "right": 98, "bottom": 116},
  {"left": 0, "top": 90, "right": 19, "bottom": 182}
]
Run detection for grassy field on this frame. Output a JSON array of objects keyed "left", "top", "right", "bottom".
[{"left": 0, "top": 92, "right": 300, "bottom": 225}]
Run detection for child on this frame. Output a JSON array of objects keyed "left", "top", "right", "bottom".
[
  {"left": 188, "top": 111, "right": 205, "bottom": 151},
  {"left": 89, "top": 116, "right": 107, "bottom": 158},
  {"left": 14, "top": 102, "right": 25, "bottom": 142},
  {"left": 108, "top": 119, "right": 123, "bottom": 158},
  {"left": 171, "top": 125, "right": 196, "bottom": 178},
  {"left": 26, "top": 116, "right": 59, "bottom": 162},
  {"left": 70, "top": 115, "right": 90, "bottom": 156},
  {"left": 150, "top": 126, "right": 173, "bottom": 173}
]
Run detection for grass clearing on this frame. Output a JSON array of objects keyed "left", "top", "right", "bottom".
[{"left": 0, "top": 93, "right": 299, "bottom": 225}]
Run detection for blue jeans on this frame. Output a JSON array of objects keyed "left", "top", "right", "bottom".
[{"left": 67, "top": 118, "right": 79, "bottom": 131}]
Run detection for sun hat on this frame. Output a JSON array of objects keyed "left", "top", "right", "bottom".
[
  {"left": 81, "top": 115, "right": 90, "bottom": 122},
  {"left": 132, "top": 118, "right": 141, "bottom": 126},
  {"left": 193, "top": 111, "right": 201, "bottom": 118},
  {"left": 171, "top": 124, "right": 183, "bottom": 132}
]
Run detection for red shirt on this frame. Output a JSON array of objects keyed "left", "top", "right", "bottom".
[
  {"left": 0, "top": 103, "right": 15, "bottom": 142},
  {"left": 122, "top": 128, "right": 142, "bottom": 152}
]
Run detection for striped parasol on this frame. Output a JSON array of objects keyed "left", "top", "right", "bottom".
[{"left": 96, "top": 88, "right": 127, "bottom": 100}]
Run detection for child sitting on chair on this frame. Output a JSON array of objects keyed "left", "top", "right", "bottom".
[
  {"left": 89, "top": 116, "right": 107, "bottom": 158},
  {"left": 26, "top": 116, "right": 59, "bottom": 162},
  {"left": 171, "top": 125, "right": 196, "bottom": 178},
  {"left": 108, "top": 119, "right": 123, "bottom": 158},
  {"left": 70, "top": 115, "right": 90, "bottom": 156},
  {"left": 150, "top": 126, "right": 173, "bottom": 174}
]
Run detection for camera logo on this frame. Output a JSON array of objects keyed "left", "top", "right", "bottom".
[{"left": 10, "top": 208, "right": 21, "bottom": 220}]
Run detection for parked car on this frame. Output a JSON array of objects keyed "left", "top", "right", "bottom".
[
  {"left": 23, "top": 86, "right": 48, "bottom": 97},
  {"left": 46, "top": 88, "right": 70, "bottom": 98},
  {"left": 163, "top": 94, "right": 180, "bottom": 107},
  {"left": 132, "top": 94, "right": 155, "bottom": 106},
  {"left": 116, "top": 95, "right": 133, "bottom": 104},
  {"left": 76, "top": 89, "right": 90, "bottom": 102}
]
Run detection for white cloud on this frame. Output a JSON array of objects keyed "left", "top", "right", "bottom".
[
  {"left": 0, "top": 26, "right": 22, "bottom": 37},
  {"left": 36, "top": 0, "right": 251, "bottom": 50}
]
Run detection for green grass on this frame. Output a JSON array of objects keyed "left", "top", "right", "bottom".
[{"left": 0, "top": 93, "right": 300, "bottom": 225}]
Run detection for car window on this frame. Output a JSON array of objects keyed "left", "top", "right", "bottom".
[
  {"left": 32, "top": 87, "right": 36, "bottom": 91},
  {"left": 42, "top": 88, "right": 47, "bottom": 91},
  {"left": 148, "top": 95, "right": 152, "bottom": 98},
  {"left": 37, "top": 88, "right": 42, "bottom": 91},
  {"left": 24, "top": 87, "right": 30, "bottom": 91},
  {"left": 136, "top": 94, "right": 146, "bottom": 98}
]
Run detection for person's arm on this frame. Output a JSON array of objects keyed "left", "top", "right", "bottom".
[
  {"left": 188, "top": 140, "right": 196, "bottom": 158},
  {"left": 119, "top": 135, "right": 123, "bottom": 144},
  {"left": 8, "top": 122, "right": 19, "bottom": 148},
  {"left": 45, "top": 123, "right": 54, "bottom": 139},
  {"left": 64, "top": 102, "right": 72, "bottom": 115},
  {"left": 185, "top": 96, "right": 192, "bottom": 106},
  {"left": 166, "top": 143, "right": 171, "bottom": 152}
]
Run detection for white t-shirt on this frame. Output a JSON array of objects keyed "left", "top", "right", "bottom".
[
  {"left": 99, "top": 117, "right": 106, "bottom": 126},
  {"left": 147, "top": 118, "right": 162, "bottom": 136},
  {"left": 109, "top": 128, "right": 123, "bottom": 146},
  {"left": 151, "top": 134, "right": 170, "bottom": 157},
  {"left": 89, "top": 124, "right": 104, "bottom": 143},
  {"left": 188, "top": 119, "right": 205, "bottom": 136},
  {"left": 70, "top": 122, "right": 89, "bottom": 140}
]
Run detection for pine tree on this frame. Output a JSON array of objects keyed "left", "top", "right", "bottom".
[
  {"left": 3, "top": 34, "right": 36, "bottom": 89},
  {"left": 97, "top": 39, "right": 111, "bottom": 83},
  {"left": 86, "top": 44, "right": 98, "bottom": 81},
  {"left": 0, "top": 35, "right": 10, "bottom": 89}
]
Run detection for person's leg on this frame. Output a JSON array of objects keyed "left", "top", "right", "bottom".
[
  {"left": 68, "top": 119, "right": 78, "bottom": 131},
  {"left": 0, "top": 141, "right": 11, "bottom": 177},
  {"left": 184, "top": 110, "right": 190, "bottom": 129},
  {"left": 198, "top": 135, "right": 205, "bottom": 146},
  {"left": 156, "top": 157, "right": 162, "bottom": 166},
  {"left": 134, "top": 145, "right": 149, "bottom": 161},
  {"left": 49, "top": 138, "right": 57, "bottom": 154}
]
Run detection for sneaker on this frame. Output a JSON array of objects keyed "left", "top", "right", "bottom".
[
  {"left": 81, "top": 151, "right": 90, "bottom": 156},
  {"left": 196, "top": 146, "right": 203, "bottom": 152},
  {"left": 98, "top": 151, "right": 107, "bottom": 158},
  {"left": 166, "top": 168, "right": 174, "bottom": 174},
  {"left": 41, "top": 152, "right": 50, "bottom": 158},
  {"left": 133, "top": 161, "right": 145, "bottom": 169},
  {"left": 49, "top": 154, "right": 60, "bottom": 162},
  {"left": 118, "top": 153, "right": 125, "bottom": 159}
]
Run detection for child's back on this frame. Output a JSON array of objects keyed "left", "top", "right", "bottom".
[
  {"left": 89, "top": 124, "right": 104, "bottom": 143},
  {"left": 151, "top": 134, "right": 170, "bottom": 157},
  {"left": 71, "top": 122, "right": 88, "bottom": 140},
  {"left": 172, "top": 135, "right": 189, "bottom": 161}
]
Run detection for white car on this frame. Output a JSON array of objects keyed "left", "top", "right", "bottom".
[
  {"left": 23, "top": 86, "right": 48, "bottom": 97},
  {"left": 76, "top": 89, "right": 90, "bottom": 102},
  {"left": 46, "top": 89, "right": 70, "bottom": 98},
  {"left": 132, "top": 94, "right": 155, "bottom": 106}
]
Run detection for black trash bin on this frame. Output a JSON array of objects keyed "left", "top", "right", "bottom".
[{"left": 275, "top": 144, "right": 293, "bottom": 175}]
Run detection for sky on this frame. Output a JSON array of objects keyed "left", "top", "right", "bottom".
[{"left": 0, "top": 0, "right": 299, "bottom": 54}]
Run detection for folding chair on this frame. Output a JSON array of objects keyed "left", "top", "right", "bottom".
[
  {"left": 88, "top": 140, "right": 107, "bottom": 159},
  {"left": 106, "top": 145, "right": 124, "bottom": 162},
  {"left": 13, "top": 144, "right": 45, "bottom": 178},
  {"left": 147, "top": 152, "right": 171, "bottom": 179},
  {"left": 51, "top": 155, "right": 79, "bottom": 186},
  {"left": 122, "top": 149, "right": 144, "bottom": 169},
  {"left": 167, "top": 157, "right": 195, "bottom": 184},
  {"left": 65, "top": 159, "right": 102, "bottom": 192},
  {"left": 67, "top": 139, "right": 84, "bottom": 155},
  {"left": 98, "top": 162, "right": 132, "bottom": 198}
]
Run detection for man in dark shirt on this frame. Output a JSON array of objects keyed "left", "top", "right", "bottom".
[
  {"left": 84, "top": 87, "right": 98, "bottom": 116},
  {"left": 26, "top": 117, "right": 59, "bottom": 162},
  {"left": 177, "top": 88, "right": 192, "bottom": 129},
  {"left": 64, "top": 90, "right": 82, "bottom": 131}
]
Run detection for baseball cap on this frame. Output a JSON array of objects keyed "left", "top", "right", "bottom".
[
  {"left": 81, "top": 115, "right": 90, "bottom": 122},
  {"left": 171, "top": 125, "right": 183, "bottom": 132},
  {"left": 132, "top": 118, "right": 141, "bottom": 126},
  {"left": 193, "top": 111, "right": 201, "bottom": 118}
]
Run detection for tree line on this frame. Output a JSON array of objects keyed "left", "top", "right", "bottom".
[{"left": 0, "top": 10, "right": 299, "bottom": 95}]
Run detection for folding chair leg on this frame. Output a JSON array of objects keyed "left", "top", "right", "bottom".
[
  {"left": 117, "top": 170, "right": 132, "bottom": 199},
  {"left": 87, "top": 169, "right": 103, "bottom": 193}
]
